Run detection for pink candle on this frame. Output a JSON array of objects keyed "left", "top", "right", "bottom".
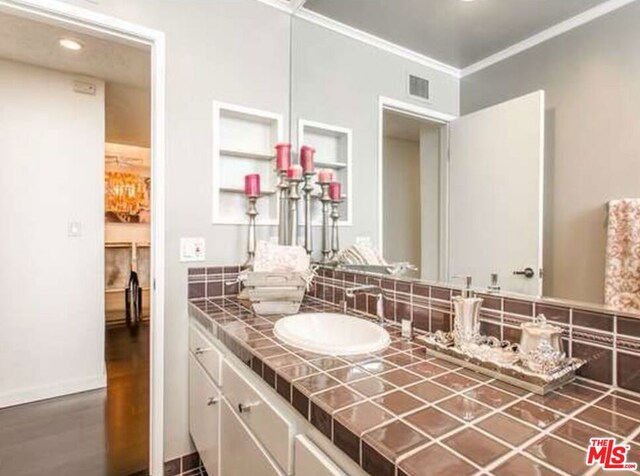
[
  {"left": 317, "top": 169, "right": 335, "bottom": 184},
  {"left": 287, "top": 164, "right": 303, "bottom": 180},
  {"left": 244, "top": 173, "right": 260, "bottom": 197},
  {"left": 300, "top": 145, "right": 315, "bottom": 173},
  {"left": 275, "top": 143, "right": 291, "bottom": 171},
  {"left": 329, "top": 181, "right": 341, "bottom": 201}
]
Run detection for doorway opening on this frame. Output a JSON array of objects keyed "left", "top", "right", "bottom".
[
  {"left": 379, "top": 97, "right": 452, "bottom": 282},
  {"left": 0, "top": 6, "right": 163, "bottom": 474}
]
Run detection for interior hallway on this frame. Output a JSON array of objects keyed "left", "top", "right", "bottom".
[{"left": 0, "top": 324, "right": 149, "bottom": 476}]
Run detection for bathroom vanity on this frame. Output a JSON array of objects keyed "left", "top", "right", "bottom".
[
  {"left": 188, "top": 276, "right": 640, "bottom": 476},
  {"left": 188, "top": 302, "right": 365, "bottom": 476}
]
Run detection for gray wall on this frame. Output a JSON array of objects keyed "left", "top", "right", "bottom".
[
  {"left": 461, "top": 1, "right": 640, "bottom": 304},
  {"left": 291, "top": 18, "right": 459, "bottom": 252},
  {"left": 383, "top": 136, "right": 421, "bottom": 273},
  {"left": 62, "top": 0, "right": 291, "bottom": 460},
  {"left": 419, "top": 124, "right": 441, "bottom": 281}
]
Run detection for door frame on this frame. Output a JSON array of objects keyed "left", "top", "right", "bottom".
[
  {"left": 0, "top": 0, "right": 167, "bottom": 474},
  {"left": 377, "top": 96, "right": 456, "bottom": 279}
]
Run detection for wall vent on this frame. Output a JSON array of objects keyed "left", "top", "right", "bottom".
[{"left": 408, "top": 74, "right": 430, "bottom": 102}]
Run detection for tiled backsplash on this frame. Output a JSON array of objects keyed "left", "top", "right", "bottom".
[{"left": 187, "top": 265, "right": 640, "bottom": 393}]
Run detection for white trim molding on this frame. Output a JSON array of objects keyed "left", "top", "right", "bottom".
[
  {"left": 294, "top": 8, "right": 461, "bottom": 79},
  {"left": 0, "top": 1, "right": 167, "bottom": 475},
  {"left": 255, "top": 0, "right": 639, "bottom": 81},
  {"left": 461, "top": 0, "right": 639, "bottom": 76}
]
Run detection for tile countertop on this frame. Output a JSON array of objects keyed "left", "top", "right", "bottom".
[{"left": 189, "top": 296, "right": 640, "bottom": 476}]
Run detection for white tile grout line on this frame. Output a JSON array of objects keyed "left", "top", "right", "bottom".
[{"left": 195, "top": 298, "right": 640, "bottom": 475}]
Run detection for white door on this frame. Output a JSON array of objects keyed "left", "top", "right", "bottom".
[{"left": 448, "top": 90, "right": 544, "bottom": 296}]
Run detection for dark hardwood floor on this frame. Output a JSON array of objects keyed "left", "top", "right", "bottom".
[{"left": 0, "top": 323, "right": 149, "bottom": 476}]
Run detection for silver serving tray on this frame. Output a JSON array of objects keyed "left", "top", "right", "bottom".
[{"left": 417, "top": 334, "right": 586, "bottom": 395}]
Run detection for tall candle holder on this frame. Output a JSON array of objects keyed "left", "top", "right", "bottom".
[
  {"left": 318, "top": 182, "right": 332, "bottom": 263},
  {"left": 244, "top": 195, "right": 259, "bottom": 267},
  {"left": 276, "top": 170, "right": 289, "bottom": 245},
  {"left": 330, "top": 199, "right": 342, "bottom": 260},
  {"left": 287, "top": 177, "right": 303, "bottom": 246},
  {"left": 302, "top": 171, "right": 315, "bottom": 255}
]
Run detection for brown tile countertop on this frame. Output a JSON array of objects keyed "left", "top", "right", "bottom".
[{"left": 189, "top": 296, "right": 640, "bottom": 476}]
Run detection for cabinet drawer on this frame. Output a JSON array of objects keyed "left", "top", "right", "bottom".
[
  {"left": 221, "top": 399, "right": 284, "bottom": 476},
  {"left": 222, "top": 360, "right": 293, "bottom": 474},
  {"left": 189, "top": 323, "right": 223, "bottom": 385},
  {"left": 295, "top": 436, "right": 346, "bottom": 476},
  {"left": 189, "top": 355, "right": 220, "bottom": 476}
]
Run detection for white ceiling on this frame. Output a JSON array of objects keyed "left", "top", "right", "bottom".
[
  {"left": 0, "top": 11, "right": 150, "bottom": 88},
  {"left": 303, "top": 0, "right": 610, "bottom": 68}
]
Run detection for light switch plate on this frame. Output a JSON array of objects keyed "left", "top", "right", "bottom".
[
  {"left": 68, "top": 221, "right": 82, "bottom": 237},
  {"left": 180, "top": 237, "right": 206, "bottom": 262}
]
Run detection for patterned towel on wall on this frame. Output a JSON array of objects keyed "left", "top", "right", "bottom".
[{"left": 605, "top": 199, "right": 640, "bottom": 312}]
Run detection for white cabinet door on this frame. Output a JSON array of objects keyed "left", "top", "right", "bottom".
[
  {"left": 449, "top": 90, "right": 545, "bottom": 296},
  {"left": 220, "top": 399, "right": 284, "bottom": 476},
  {"left": 294, "top": 436, "right": 346, "bottom": 476},
  {"left": 189, "top": 354, "right": 220, "bottom": 476}
]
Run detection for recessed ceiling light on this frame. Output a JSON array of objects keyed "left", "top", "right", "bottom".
[{"left": 59, "top": 38, "right": 84, "bottom": 51}]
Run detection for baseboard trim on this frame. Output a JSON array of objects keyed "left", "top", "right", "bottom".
[{"left": 0, "top": 373, "right": 107, "bottom": 409}]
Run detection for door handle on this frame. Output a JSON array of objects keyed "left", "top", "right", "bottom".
[
  {"left": 238, "top": 402, "right": 256, "bottom": 414},
  {"left": 207, "top": 397, "right": 219, "bottom": 406},
  {"left": 513, "top": 267, "right": 535, "bottom": 279}
]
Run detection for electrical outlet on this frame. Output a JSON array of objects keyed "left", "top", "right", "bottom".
[{"left": 180, "top": 237, "right": 205, "bottom": 262}]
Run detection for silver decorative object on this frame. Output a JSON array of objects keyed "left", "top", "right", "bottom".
[
  {"left": 330, "top": 198, "right": 342, "bottom": 259},
  {"left": 243, "top": 196, "right": 258, "bottom": 267},
  {"left": 287, "top": 177, "right": 303, "bottom": 246},
  {"left": 417, "top": 329, "right": 585, "bottom": 395},
  {"left": 276, "top": 170, "right": 289, "bottom": 245},
  {"left": 302, "top": 171, "right": 315, "bottom": 255},
  {"left": 318, "top": 181, "right": 332, "bottom": 263}
]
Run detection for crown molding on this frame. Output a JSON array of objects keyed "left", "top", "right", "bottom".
[
  {"left": 461, "top": 0, "right": 639, "bottom": 77},
  {"left": 294, "top": 8, "right": 461, "bottom": 78},
  {"left": 290, "top": 0, "right": 307, "bottom": 12},
  {"left": 252, "top": 0, "right": 291, "bottom": 14}
]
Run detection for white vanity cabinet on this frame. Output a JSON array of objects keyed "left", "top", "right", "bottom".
[
  {"left": 188, "top": 318, "right": 361, "bottom": 476},
  {"left": 188, "top": 354, "right": 221, "bottom": 475}
]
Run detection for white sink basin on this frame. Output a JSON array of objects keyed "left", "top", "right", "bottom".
[{"left": 273, "top": 313, "right": 391, "bottom": 356}]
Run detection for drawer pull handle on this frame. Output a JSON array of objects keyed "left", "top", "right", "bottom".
[
  {"left": 207, "top": 397, "right": 219, "bottom": 406},
  {"left": 195, "top": 347, "right": 211, "bottom": 355},
  {"left": 238, "top": 402, "right": 255, "bottom": 414}
]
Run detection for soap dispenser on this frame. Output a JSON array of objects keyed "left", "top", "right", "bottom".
[{"left": 452, "top": 276, "right": 483, "bottom": 348}]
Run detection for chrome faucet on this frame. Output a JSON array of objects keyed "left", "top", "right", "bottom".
[{"left": 344, "top": 285, "right": 385, "bottom": 325}]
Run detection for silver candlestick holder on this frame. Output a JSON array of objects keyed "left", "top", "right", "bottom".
[
  {"left": 287, "top": 177, "right": 303, "bottom": 246},
  {"left": 243, "top": 195, "right": 259, "bottom": 267},
  {"left": 330, "top": 199, "right": 342, "bottom": 259},
  {"left": 318, "top": 182, "right": 332, "bottom": 263},
  {"left": 302, "top": 171, "right": 316, "bottom": 255},
  {"left": 276, "top": 170, "right": 289, "bottom": 245}
]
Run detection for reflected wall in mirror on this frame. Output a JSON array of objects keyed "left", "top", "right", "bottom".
[{"left": 290, "top": 1, "right": 640, "bottom": 313}]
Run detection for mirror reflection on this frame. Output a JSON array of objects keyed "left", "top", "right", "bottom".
[{"left": 290, "top": 7, "right": 640, "bottom": 313}]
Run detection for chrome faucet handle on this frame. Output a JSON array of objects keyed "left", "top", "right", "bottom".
[{"left": 375, "top": 293, "right": 385, "bottom": 325}]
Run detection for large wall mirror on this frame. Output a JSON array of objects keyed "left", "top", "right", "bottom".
[{"left": 289, "top": 2, "right": 640, "bottom": 315}]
